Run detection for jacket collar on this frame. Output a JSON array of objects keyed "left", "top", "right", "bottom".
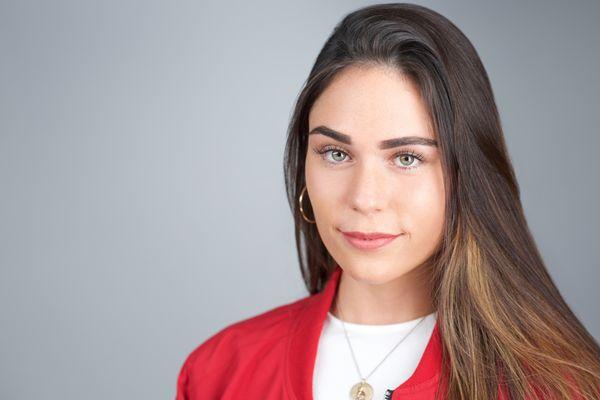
[{"left": 285, "top": 264, "right": 442, "bottom": 399}]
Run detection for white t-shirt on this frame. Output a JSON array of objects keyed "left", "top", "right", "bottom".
[{"left": 313, "top": 310, "right": 437, "bottom": 400}]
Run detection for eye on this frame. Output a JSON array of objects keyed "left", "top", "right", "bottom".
[
  {"left": 313, "top": 145, "right": 349, "bottom": 163},
  {"left": 311, "top": 145, "right": 426, "bottom": 171},
  {"left": 393, "top": 150, "right": 425, "bottom": 171}
]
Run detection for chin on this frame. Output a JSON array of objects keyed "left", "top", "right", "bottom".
[{"left": 342, "top": 262, "right": 400, "bottom": 285}]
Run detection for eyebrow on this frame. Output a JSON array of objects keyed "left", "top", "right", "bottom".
[{"left": 308, "top": 125, "right": 437, "bottom": 149}]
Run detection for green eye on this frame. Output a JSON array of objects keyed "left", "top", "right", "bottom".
[
  {"left": 329, "top": 149, "right": 347, "bottom": 162},
  {"left": 398, "top": 154, "right": 416, "bottom": 166},
  {"left": 312, "top": 145, "right": 426, "bottom": 172},
  {"left": 393, "top": 150, "right": 425, "bottom": 171}
]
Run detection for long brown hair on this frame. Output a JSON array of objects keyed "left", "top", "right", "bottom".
[{"left": 282, "top": 3, "right": 600, "bottom": 399}]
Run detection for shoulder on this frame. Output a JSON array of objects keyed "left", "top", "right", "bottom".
[{"left": 176, "top": 293, "right": 313, "bottom": 394}]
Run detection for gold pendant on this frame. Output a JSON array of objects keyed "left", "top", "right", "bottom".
[{"left": 349, "top": 380, "right": 373, "bottom": 400}]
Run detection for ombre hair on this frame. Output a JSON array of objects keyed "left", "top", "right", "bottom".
[{"left": 283, "top": 3, "right": 600, "bottom": 399}]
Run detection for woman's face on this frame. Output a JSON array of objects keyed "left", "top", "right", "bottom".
[{"left": 305, "top": 64, "right": 445, "bottom": 285}]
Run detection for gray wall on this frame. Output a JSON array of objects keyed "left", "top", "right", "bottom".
[{"left": 1, "top": 1, "right": 598, "bottom": 399}]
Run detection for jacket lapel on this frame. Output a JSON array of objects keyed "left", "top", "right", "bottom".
[{"left": 285, "top": 264, "right": 443, "bottom": 400}]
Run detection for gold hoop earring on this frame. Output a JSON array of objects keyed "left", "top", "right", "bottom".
[{"left": 299, "top": 185, "right": 316, "bottom": 224}]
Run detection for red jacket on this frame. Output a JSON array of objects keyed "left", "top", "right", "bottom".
[{"left": 175, "top": 266, "right": 581, "bottom": 399}]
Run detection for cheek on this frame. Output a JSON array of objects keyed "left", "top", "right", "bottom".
[
  {"left": 304, "top": 161, "right": 348, "bottom": 222},
  {"left": 304, "top": 160, "right": 351, "bottom": 260},
  {"left": 400, "top": 168, "right": 445, "bottom": 243}
]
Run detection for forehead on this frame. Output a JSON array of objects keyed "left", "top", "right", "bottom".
[{"left": 308, "top": 65, "right": 435, "bottom": 142}]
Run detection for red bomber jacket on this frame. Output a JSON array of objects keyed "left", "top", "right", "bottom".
[{"left": 176, "top": 265, "right": 574, "bottom": 400}]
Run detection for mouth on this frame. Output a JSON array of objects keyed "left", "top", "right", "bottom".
[{"left": 338, "top": 229, "right": 404, "bottom": 251}]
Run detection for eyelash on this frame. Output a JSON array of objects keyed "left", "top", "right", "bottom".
[{"left": 312, "top": 144, "right": 426, "bottom": 172}]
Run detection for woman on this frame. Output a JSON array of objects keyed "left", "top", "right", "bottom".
[{"left": 176, "top": 3, "right": 600, "bottom": 399}]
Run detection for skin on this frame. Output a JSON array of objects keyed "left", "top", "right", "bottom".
[{"left": 305, "top": 64, "right": 445, "bottom": 325}]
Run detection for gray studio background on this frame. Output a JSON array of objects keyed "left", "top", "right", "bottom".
[{"left": 1, "top": 1, "right": 598, "bottom": 399}]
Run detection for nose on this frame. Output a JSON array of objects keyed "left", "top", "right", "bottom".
[{"left": 348, "top": 160, "right": 387, "bottom": 216}]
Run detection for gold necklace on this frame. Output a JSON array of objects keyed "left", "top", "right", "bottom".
[{"left": 336, "top": 301, "right": 428, "bottom": 400}]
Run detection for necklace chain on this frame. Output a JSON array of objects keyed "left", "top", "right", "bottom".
[{"left": 336, "top": 300, "right": 429, "bottom": 382}]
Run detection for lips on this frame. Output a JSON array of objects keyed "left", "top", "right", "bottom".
[
  {"left": 340, "top": 230, "right": 401, "bottom": 240},
  {"left": 339, "top": 229, "right": 404, "bottom": 251}
]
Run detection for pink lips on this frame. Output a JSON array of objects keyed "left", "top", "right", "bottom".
[{"left": 340, "top": 230, "right": 404, "bottom": 251}]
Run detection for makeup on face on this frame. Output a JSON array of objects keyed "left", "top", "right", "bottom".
[{"left": 338, "top": 228, "right": 405, "bottom": 251}]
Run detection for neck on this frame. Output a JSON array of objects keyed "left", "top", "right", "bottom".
[{"left": 330, "top": 265, "right": 435, "bottom": 325}]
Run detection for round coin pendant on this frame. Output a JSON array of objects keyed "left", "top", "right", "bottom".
[{"left": 350, "top": 380, "right": 374, "bottom": 400}]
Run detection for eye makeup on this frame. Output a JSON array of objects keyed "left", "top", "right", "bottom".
[{"left": 311, "top": 144, "right": 427, "bottom": 172}]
